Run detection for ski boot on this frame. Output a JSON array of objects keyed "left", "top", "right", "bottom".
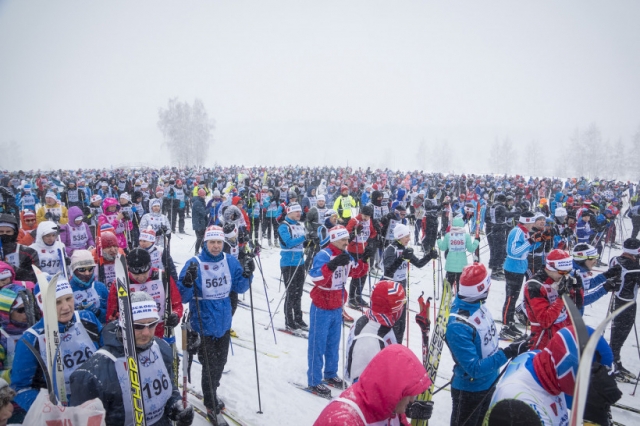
[
  {"left": 614, "top": 361, "right": 638, "bottom": 383},
  {"left": 296, "top": 319, "right": 309, "bottom": 331},
  {"left": 308, "top": 383, "right": 331, "bottom": 398},
  {"left": 323, "top": 376, "right": 347, "bottom": 390},
  {"left": 499, "top": 324, "right": 523, "bottom": 341},
  {"left": 229, "top": 329, "right": 238, "bottom": 338}
]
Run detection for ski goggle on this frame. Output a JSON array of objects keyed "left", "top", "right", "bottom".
[
  {"left": 76, "top": 267, "right": 95, "bottom": 273},
  {"left": 129, "top": 264, "right": 151, "bottom": 275},
  {"left": 132, "top": 319, "right": 159, "bottom": 330}
]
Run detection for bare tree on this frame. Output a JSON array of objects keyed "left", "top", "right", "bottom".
[{"left": 157, "top": 98, "right": 215, "bottom": 167}]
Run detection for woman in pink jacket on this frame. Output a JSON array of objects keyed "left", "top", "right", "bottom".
[
  {"left": 314, "top": 344, "right": 433, "bottom": 426},
  {"left": 98, "top": 197, "right": 131, "bottom": 250}
]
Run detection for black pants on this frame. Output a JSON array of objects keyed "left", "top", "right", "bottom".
[
  {"left": 450, "top": 387, "right": 495, "bottom": 426},
  {"left": 282, "top": 265, "right": 305, "bottom": 327},
  {"left": 631, "top": 216, "right": 640, "bottom": 240},
  {"left": 230, "top": 291, "right": 238, "bottom": 316},
  {"left": 447, "top": 272, "right": 462, "bottom": 293},
  {"left": 194, "top": 229, "right": 205, "bottom": 254},
  {"left": 171, "top": 207, "right": 185, "bottom": 232},
  {"left": 490, "top": 227, "right": 508, "bottom": 272},
  {"left": 198, "top": 331, "right": 230, "bottom": 413},
  {"left": 262, "top": 216, "right": 272, "bottom": 240},
  {"left": 526, "top": 254, "right": 545, "bottom": 280},
  {"left": 610, "top": 297, "right": 636, "bottom": 362},
  {"left": 503, "top": 270, "right": 525, "bottom": 324},
  {"left": 392, "top": 279, "right": 408, "bottom": 344},
  {"left": 305, "top": 240, "right": 320, "bottom": 272},
  {"left": 421, "top": 217, "right": 438, "bottom": 252},
  {"left": 415, "top": 218, "right": 423, "bottom": 244}
]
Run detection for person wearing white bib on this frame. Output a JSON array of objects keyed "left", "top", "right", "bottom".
[
  {"left": 382, "top": 224, "right": 437, "bottom": 343},
  {"left": 140, "top": 199, "right": 172, "bottom": 249},
  {"left": 177, "top": 225, "right": 253, "bottom": 421},
  {"left": 60, "top": 206, "right": 95, "bottom": 257},
  {"left": 70, "top": 291, "right": 193, "bottom": 426},
  {"left": 345, "top": 205, "right": 378, "bottom": 309},
  {"left": 29, "top": 221, "right": 69, "bottom": 277},
  {"left": 0, "top": 284, "right": 32, "bottom": 385},
  {"left": 68, "top": 249, "right": 108, "bottom": 324},
  {"left": 11, "top": 277, "right": 102, "bottom": 415},
  {"left": 36, "top": 192, "right": 68, "bottom": 225},
  {"left": 314, "top": 344, "right": 433, "bottom": 426},
  {"left": 446, "top": 263, "right": 528, "bottom": 426},
  {"left": 436, "top": 215, "right": 480, "bottom": 291}
]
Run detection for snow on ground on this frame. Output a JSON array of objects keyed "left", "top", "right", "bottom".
[{"left": 170, "top": 215, "right": 640, "bottom": 426}]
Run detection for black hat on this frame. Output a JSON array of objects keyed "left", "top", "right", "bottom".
[
  {"left": 361, "top": 205, "right": 374, "bottom": 217},
  {"left": 395, "top": 204, "right": 406, "bottom": 211},
  {"left": 127, "top": 248, "right": 151, "bottom": 274},
  {"left": 496, "top": 194, "right": 507, "bottom": 203},
  {"left": 623, "top": 238, "right": 640, "bottom": 255}
]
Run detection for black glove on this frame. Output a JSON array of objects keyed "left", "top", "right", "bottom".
[
  {"left": 436, "top": 231, "right": 442, "bottom": 240},
  {"left": 44, "top": 212, "right": 52, "bottom": 220},
  {"left": 187, "top": 329, "right": 201, "bottom": 354},
  {"left": 327, "top": 252, "right": 351, "bottom": 271},
  {"left": 121, "top": 211, "right": 130, "bottom": 220},
  {"left": 356, "top": 223, "right": 364, "bottom": 233},
  {"left": 428, "top": 248, "right": 438, "bottom": 260},
  {"left": 502, "top": 338, "right": 529, "bottom": 359},
  {"left": 182, "top": 262, "right": 199, "bottom": 288},
  {"left": 415, "top": 314, "right": 430, "bottom": 335},
  {"left": 402, "top": 247, "right": 414, "bottom": 260},
  {"left": 603, "top": 264, "right": 622, "bottom": 279},
  {"left": 557, "top": 275, "right": 576, "bottom": 296},
  {"left": 242, "top": 256, "right": 255, "bottom": 278},
  {"left": 165, "top": 311, "right": 180, "bottom": 328},
  {"left": 586, "top": 363, "right": 622, "bottom": 412},
  {"left": 362, "top": 245, "right": 374, "bottom": 262},
  {"left": 168, "top": 400, "right": 195, "bottom": 426},
  {"left": 303, "top": 239, "right": 314, "bottom": 249},
  {"left": 562, "top": 227, "right": 573, "bottom": 237},
  {"left": 405, "top": 400, "right": 433, "bottom": 420},
  {"left": 603, "top": 277, "right": 621, "bottom": 292},
  {"left": 527, "top": 231, "right": 543, "bottom": 244},
  {"left": 82, "top": 206, "right": 91, "bottom": 216}
]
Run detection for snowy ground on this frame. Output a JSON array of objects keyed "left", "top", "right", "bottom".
[{"left": 169, "top": 215, "right": 640, "bottom": 426}]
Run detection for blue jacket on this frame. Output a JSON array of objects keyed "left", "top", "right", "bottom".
[
  {"left": 11, "top": 310, "right": 103, "bottom": 411},
  {"left": 178, "top": 248, "right": 251, "bottom": 338},
  {"left": 574, "top": 261, "right": 608, "bottom": 311},
  {"left": 576, "top": 219, "right": 593, "bottom": 244},
  {"left": 278, "top": 217, "right": 306, "bottom": 267},
  {"left": 503, "top": 225, "right": 532, "bottom": 274},
  {"left": 69, "top": 274, "right": 109, "bottom": 324},
  {"left": 361, "top": 191, "right": 371, "bottom": 206},
  {"left": 445, "top": 298, "right": 508, "bottom": 392}
]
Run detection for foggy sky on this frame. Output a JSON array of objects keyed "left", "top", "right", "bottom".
[{"left": 1, "top": 1, "right": 639, "bottom": 173}]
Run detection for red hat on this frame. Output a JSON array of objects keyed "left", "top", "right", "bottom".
[
  {"left": 458, "top": 263, "right": 491, "bottom": 301},
  {"left": 101, "top": 231, "right": 118, "bottom": 248},
  {"left": 139, "top": 226, "right": 156, "bottom": 243},
  {"left": 545, "top": 249, "right": 573, "bottom": 272},
  {"left": 369, "top": 280, "right": 406, "bottom": 327}
]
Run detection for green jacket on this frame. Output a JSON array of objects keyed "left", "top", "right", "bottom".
[{"left": 437, "top": 218, "right": 479, "bottom": 273}]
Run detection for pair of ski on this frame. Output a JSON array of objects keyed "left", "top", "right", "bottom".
[
  {"left": 182, "top": 386, "right": 250, "bottom": 426},
  {"left": 291, "top": 378, "right": 346, "bottom": 401}
]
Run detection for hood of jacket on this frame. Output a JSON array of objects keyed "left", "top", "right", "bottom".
[
  {"left": 33, "top": 221, "right": 62, "bottom": 250},
  {"left": 68, "top": 206, "right": 84, "bottom": 223},
  {"left": 342, "top": 344, "right": 431, "bottom": 423}
]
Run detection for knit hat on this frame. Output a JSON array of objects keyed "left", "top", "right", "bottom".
[
  {"left": 394, "top": 224, "right": 411, "bottom": 240},
  {"left": 198, "top": 188, "right": 206, "bottom": 197},
  {"left": 555, "top": 207, "right": 567, "bottom": 217},
  {"left": 223, "top": 223, "right": 237, "bottom": 239},
  {"left": 128, "top": 291, "right": 159, "bottom": 323},
  {"left": 34, "top": 276, "right": 73, "bottom": 310},
  {"left": 149, "top": 199, "right": 161, "bottom": 210},
  {"left": 212, "top": 189, "right": 221, "bottom": 197},
  {"left": 317, "top": 194, "right": 325, "bottom": 202},
  {"left": 119, "top": 192, "right": 131, "bottom": 202},
  {"left": 394, "top": 204, "right": 406, "bottom": 212},
  {"left": 204, "top": 225, "right": 225, "bottom": 242},
  {"left": 139, "top": 226, "right": 156, "bottom": 243},
  {"left": 360, "top": 205, "right": 373, "bottom": 217},
  {"left": 458, "top": 263, "right": 491, "bottom": 302},
  {"left": 324, "top": 209, "right": 337, "bottom": 219},
  {"left": 329, "top": 225, "right": 349, "bottom": 242},
  {"left": 623, "top": 238, "right": 640, "bottom": 256},
  {"left": 545, "top": 249, "right": 573, "bottom": 272},
  {"left": 90, "top": 194, "right": 102, "bottom": 204},
  {"left": 22, "top": 210, "right": 35, "bottom": 219},
  {"left": 70, "top": 250, "right": 96, "bottom": 272},
  {"left": 519, "top": 211, "right": 536, "bottom": 224},
  {"left": 127, "top": 248, "right": 151, "bottom": 274},
  {"left": 286, "top": 203, "right": 302, "bottom": 214},
  {"left": 100, "top": 231, "right": 118, "bottom": 248},
  {"left": 572, "top": 244, "right": 598, "bottom": 261},
  {"left": 369, "top": 280, "right": 406, "bottom": 327}
]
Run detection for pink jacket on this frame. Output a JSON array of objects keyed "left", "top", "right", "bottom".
[{"left": 314, "top": 344, "right": 431, "bottom": 426}]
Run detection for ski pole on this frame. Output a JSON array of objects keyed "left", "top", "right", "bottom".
[
  {"left": 406, "top": 261, "right": 410, "bottom": 347},
  {"left": 181, "top": 313, "right": 188, "bottom": 409},
  {"left": 432, "top": 379, "right": 452, "bottom": 396},
  {"left": 247, "top": 260, "right": 264, "bottom": 414},
  {"left": 254, "top": 252, "right": 277, "bottom": 344}
]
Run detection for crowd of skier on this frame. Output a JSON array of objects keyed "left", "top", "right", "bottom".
[{"left": 0, "top": 165, "right": 639, "bottom": 425}]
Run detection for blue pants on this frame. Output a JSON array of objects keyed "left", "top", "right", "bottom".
[{"left": 307, "top": 303, "right": 342, "bottom": 386}]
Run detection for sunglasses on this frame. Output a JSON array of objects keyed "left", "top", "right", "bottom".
[
  {"left": 556, "top": 269, "right": 572, "bottom": 276},
  {"left": 25, "top": 219, "right": 36, "bottom": 223},
  {"left": 76, "top": 267, "right": 95, "bottom": 273},
  {"left": 14, "top": 307, "right": 25, "bottom": 314},
  {"left": 133, "top": 320, "right": 159, "bottom": 330}
]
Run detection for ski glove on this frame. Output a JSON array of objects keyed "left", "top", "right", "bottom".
[
  {"left": 242, "top": 257, "right": 255, "bottom": 278},
  {"left": 603, "top": 264, "right": 622, "bottom": 279},
  {"left": 405, "top": 400, "right": 433, "bottom": 420},
  {"left": 557, "top": 275, "right": 577, "bottom": 296},
  {"left": 584, "top": 362, "right": 622, "bottom": 425},
  {"left": 502, "top": 338, "right": 530, "bottom": 359},
  {"left": 182, "top": 263, "right": 199, "bottom": 288},
  {"left": 169, "top": 400, "right": 195, "bottom": 426},
  {"left": 327, "top": 252, "right": 351, "bottom": 271},
  {"left": 527, "top": 231, "right": 543, "bottom": 244},
  {"left": 402, "top": 247, "right": 414, "bottom": 260},
  {"left": 603, "top": 277, "right": 621, "bottom": 292},
  {"left": 187, "top": 330, "right": 201, "bottom": 354},
  {"left": 165, "top": 311, "right": 180, "bottom": 328}
]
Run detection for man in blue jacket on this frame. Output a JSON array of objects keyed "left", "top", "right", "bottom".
[
  {"left": 278, "top": 203, "right": 308, "bottom": 331},
  {"left": 178, "top": 225, "right": 254, "bottom": 421},
  {"left": 446, "top": 263, "right": 528, "bottom": 426}
]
